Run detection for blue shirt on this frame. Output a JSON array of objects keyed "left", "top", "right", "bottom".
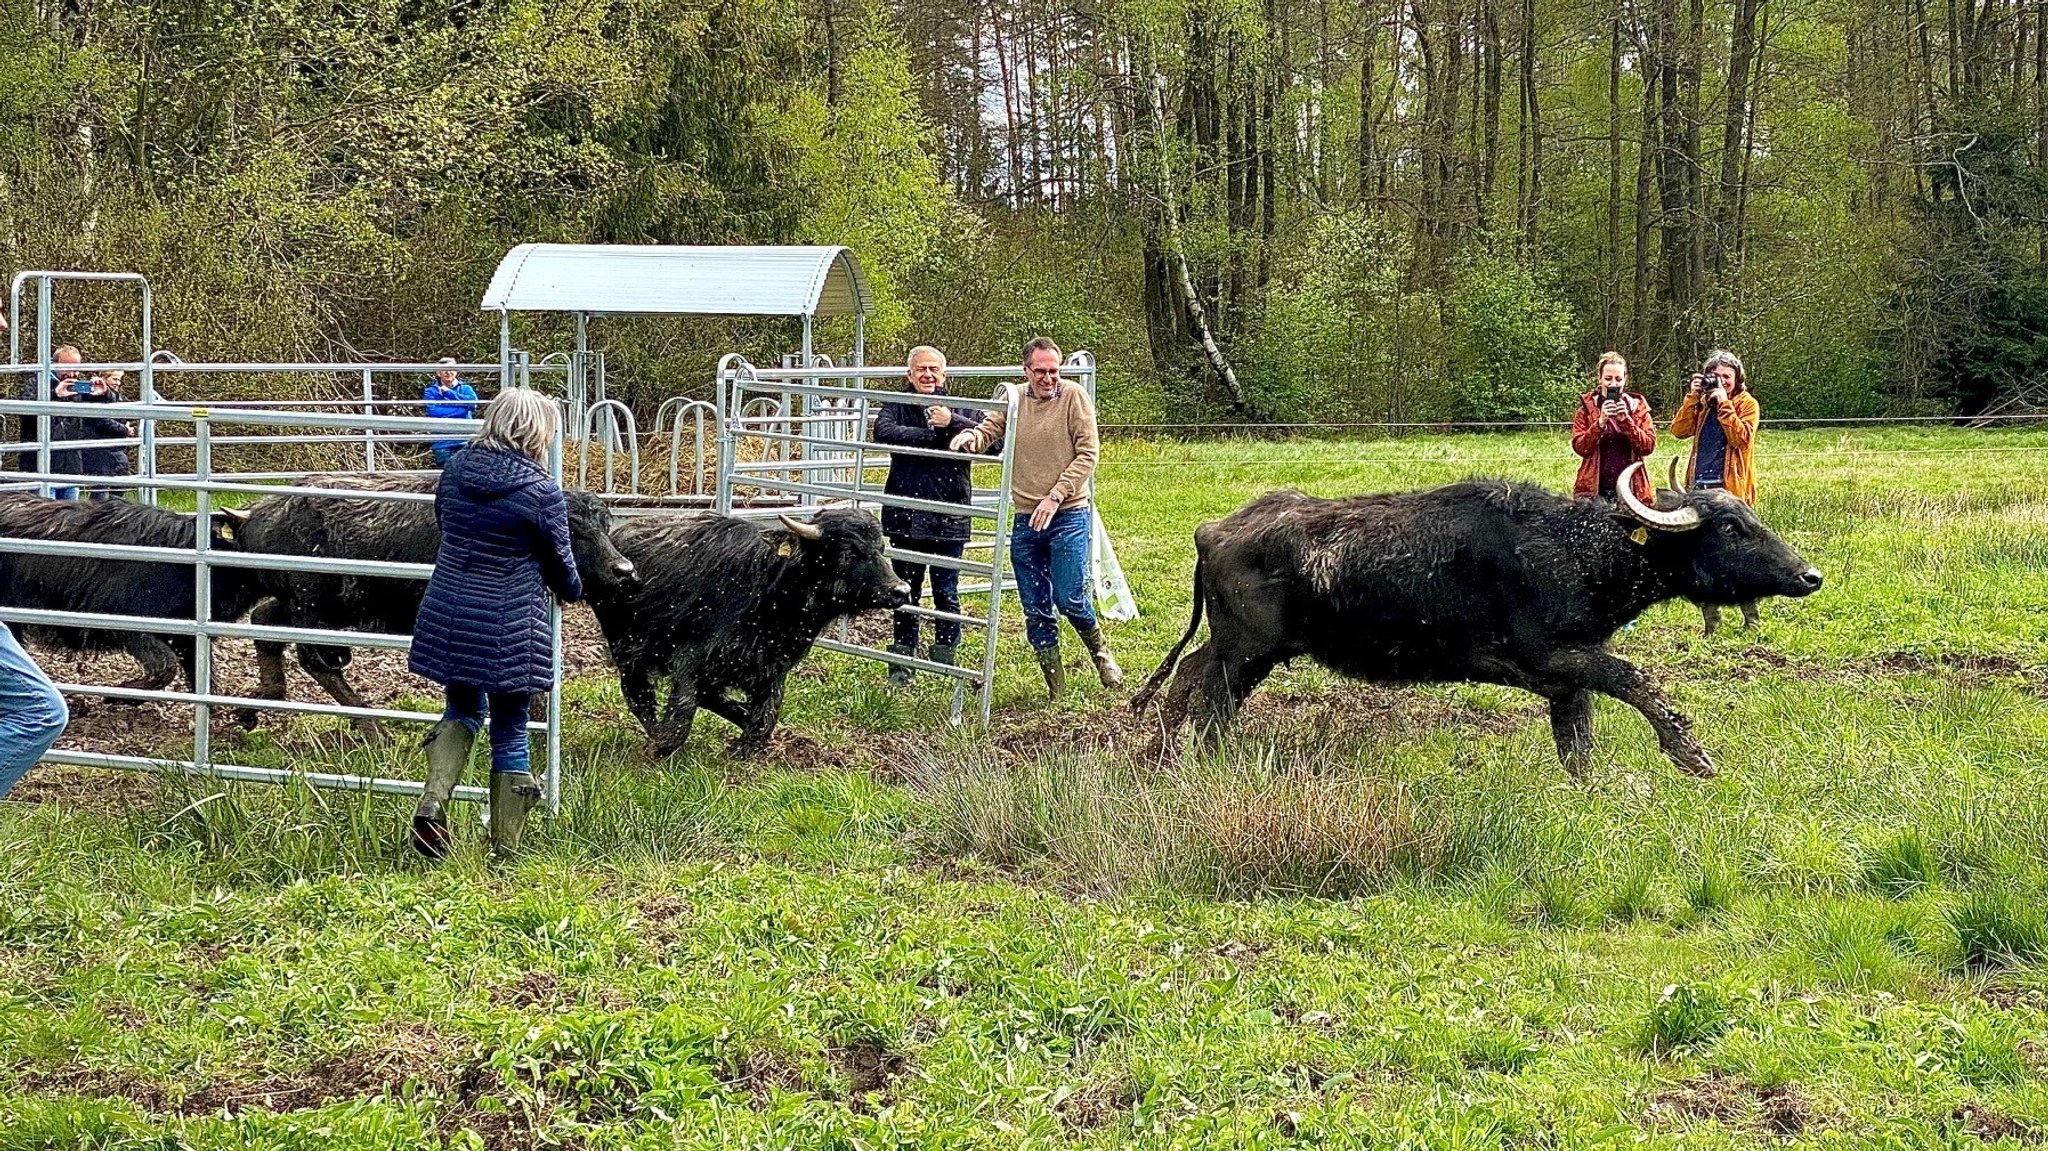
[
  {"left": 1693, "top": 402, "right": 1729, "bottom": 487},
  {"left": 423, "top": 379, "right": 479, "bottom": 451}
]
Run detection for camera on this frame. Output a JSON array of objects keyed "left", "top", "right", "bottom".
[{"left": 1601, "top": 383, "right": 1625, "bottom": 404}]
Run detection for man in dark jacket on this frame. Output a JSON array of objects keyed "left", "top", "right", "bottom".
[
  {"left": 15, "top": 346, "right": 131, "bottom": 500},
  {"left": 873, "top": 345, "right": 984, "bottom": 685}
]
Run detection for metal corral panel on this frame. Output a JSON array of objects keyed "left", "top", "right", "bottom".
[{"left": 480, "top": 244, "right": 872, "bottom": 319}]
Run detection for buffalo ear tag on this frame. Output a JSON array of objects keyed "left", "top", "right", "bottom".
[
  {"left": 776, "top": 541, "right": 795, "bottom": 558},
  {"left": 1630, "top": 527, "right": 1650, "bottom": 546}
]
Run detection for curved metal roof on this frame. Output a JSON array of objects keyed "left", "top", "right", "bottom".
[{"left": 480, "top": 244, "right": 872, "bottom": 319}]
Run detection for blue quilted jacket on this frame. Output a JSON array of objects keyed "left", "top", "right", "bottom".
[{"left": 407, "top": 447, "right": 583, "bottom": 694}]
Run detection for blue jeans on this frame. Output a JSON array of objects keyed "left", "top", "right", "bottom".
[
  {"left": 891, "top": 537, "right": 965, "bottom": 649},
  {"left": 0, "top": 626, "right": 67, "bottom": 798},
  {"left": 442, "top": 685, "right": 532, "bottom": 775},
  {"left": 1010, "top": 506, "right": 1096, "bottom": 652}
]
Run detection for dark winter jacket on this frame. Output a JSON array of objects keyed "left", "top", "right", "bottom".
[
  {"left": 15, "top": 376, "right": 131, "bottom": 479},
  {"left": 407, "top": 446, "right": 583, "bottom": 694},
  {"left": 873, "top": 388, "right": 986, "bottom": 542}
]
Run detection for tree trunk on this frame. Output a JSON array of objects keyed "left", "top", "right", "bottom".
[
  {"left": 1147, "top": 70, "right": 1258, "bottom": 416},
  {"left": 1606, "top": 5, "right": 1624, "bottom": 345},
  {"left": 1712, "top": 0, "right": 1762, "bottom": 275}
]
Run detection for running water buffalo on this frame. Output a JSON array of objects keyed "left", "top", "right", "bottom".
[
  {"left": 591, "top": 507, "right": 910, "bottom": 757},
  {"left": 223, "top": 473, "right": 636, "bottom": 738},
  {"left": 1131, "top": 462, "right": 1823, "bottom": 776},
  {"left": 0, "top": 495, "right": 263, "bottom": 690}
]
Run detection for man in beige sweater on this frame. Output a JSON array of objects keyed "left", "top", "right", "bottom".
[{"left": 949, "top": 337, "right": 1122, "bottom": 700}]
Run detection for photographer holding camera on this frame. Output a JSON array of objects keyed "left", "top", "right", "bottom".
[
  {"left": 1570, "top": 351, "right": 1657, "bottom": 502},
  {"left": 1671, "top": 348, "right": 1763, "bottom": 633}
]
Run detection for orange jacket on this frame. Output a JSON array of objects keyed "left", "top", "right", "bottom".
[
  {"left": 1570, "top": 389, "right": 1657, "bottom": 502},
  {"left": 1670, "top": 388, "right": 1760, "bottom": 505}
]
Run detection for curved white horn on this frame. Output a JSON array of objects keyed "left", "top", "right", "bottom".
[
  {"left": 1666, "top": 455, "right": 1683, "bottom": 495},
  {"left": 1618, "top": 462, "right": 1701, "bottom": 531},
  {"left": 778, "top": 513, "right": 825, "bottom": 541}
]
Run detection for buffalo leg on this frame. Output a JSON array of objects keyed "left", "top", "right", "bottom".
[
  {"left": 296, "top": 644, "right": 386, "bottom": 744},
  {"left": 1550, "top": 649, "right": 1714, "bottom": 778},
  {"left": 1156, "top": 642, "right": 1214, "bottom": 733},
  {"left": 619, "top": 666, "right": 661, "bottom": 738},
  {"left": 1548, "top": 690, "right": 1595, "bottom": 775},
  {"left": 651, "top": 681, "right": 699, "bottom": 758},
  {"left": 114, "top": 633, "right": 182, "bottom": 694},
  {"left": 727, "top": 680, "right": 785, "bottom": 758},
  {"left": 242, "top": 601, "right": 292, "bottom": 728},
  {"left": 1194, "top": 650, "right": 1278, "bottom": 744}
]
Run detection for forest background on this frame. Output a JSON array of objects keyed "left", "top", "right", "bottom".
[{"left": 3, "top": 0, "right": 2045, "bottom": 424}]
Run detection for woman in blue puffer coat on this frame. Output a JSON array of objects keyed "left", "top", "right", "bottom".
[{"left": 406, "top": 387, "right": 582, "bottom": 860}]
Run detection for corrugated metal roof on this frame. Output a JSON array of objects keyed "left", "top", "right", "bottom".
[{"left": 479, "top": 244, "right": 872, "bottom": 318}]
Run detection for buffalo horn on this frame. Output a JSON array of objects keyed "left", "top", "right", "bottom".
[
  {"left": 1666, "top": 455, "right": 1683, "bottom": 495},
  {"left": 778, "top": 513, "right": 825, "bottom": 541},
  {"left": 1617, "top": 462, "right": 1701, "bottom": 531}
]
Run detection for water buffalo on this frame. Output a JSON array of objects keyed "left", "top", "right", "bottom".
[
  {"left": 590, "top": 507, "right": 910, "bottom": 757},
  {"left": 1132, "top": 462, "right": 1823, "bottom": 776},
  {"left": 224, "top": 473, "right": 636, "bottom": 738},
  {"left": 0, "top": 494, "right": 263, "bottom": 691}
]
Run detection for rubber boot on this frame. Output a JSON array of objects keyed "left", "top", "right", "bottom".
[
  {"left": 488, "top": 770, "right": 543, "bottom": 859},
  {"left": 927, "top": 643, "right": 958, "bottom": 668},
  {"left": 1035, "top": 646, "right": 1066, "bottom": 701},
  {"left": 1077, "top": 625, "right": 1124, "bottom": 688},
  {"left": 886, "top": 642, "right": 917, "bottom": 688},
  {"left": 411, "top": 720, "right": 475, "bottom": 860}
]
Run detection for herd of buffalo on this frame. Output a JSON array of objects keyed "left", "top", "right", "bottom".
[{"left": 0, "top": 457, "right": 1821, "bottom": 774}]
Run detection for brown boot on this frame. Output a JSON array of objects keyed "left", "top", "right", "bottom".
[
  {"left": 1035, "top": 646, "right": 1066, "bottom": 701},
  {"left": 1078, "top": 626, "right": 1123, "bottom": 688}
]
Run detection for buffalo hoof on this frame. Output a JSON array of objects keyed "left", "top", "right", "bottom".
[
  {"left": 235, "top": 708, "right": 262, "bottom": 731},
  {"left": 1559, "top": 751, "right": 1592, "bottom": 780},
  {"left": 728, "top": 739, "right": 770, "bottom": 760},
  {"left": 410, "top": 814, "right": 453, "bottom": 860}
]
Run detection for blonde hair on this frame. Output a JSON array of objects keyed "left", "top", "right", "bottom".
[
  {"left": 474, "top": 387, "right": 558, "bottom": 463},
  {"left": 1595, "top": 351, "right": 1627, "bottom": 378}
]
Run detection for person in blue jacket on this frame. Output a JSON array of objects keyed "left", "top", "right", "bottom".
[
  {"left": 406, "top": 387, "right": 580, "bottom": 859},
  {"left": 422, "top": 357, "right": 480, "bottom": 467}
]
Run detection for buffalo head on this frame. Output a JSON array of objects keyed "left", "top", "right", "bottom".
[
  {"left": 778, "top": 507, "right": 910, "bottom": 613},
  {"left": 565, "top": 491, "right": 638, "bottom": 592},
  {"left": 1616, "top": 461, "right": 1823, "bottom": 606}
]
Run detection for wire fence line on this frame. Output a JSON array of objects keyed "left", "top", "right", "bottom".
[{"left": 1099, "top": 413, "right": 2048, "bottom": 434}]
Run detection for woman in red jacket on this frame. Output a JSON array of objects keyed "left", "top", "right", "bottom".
[{"left": 1570, "top": 351, "right": 1657, "bottom": 503}]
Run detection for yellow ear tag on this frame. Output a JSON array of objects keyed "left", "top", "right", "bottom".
[
  {"left": 776, "top": 540, "right": 795, "bottom": 558},
  {"left": 1631, "top": 527, "right": 1650, "bottom": 546}
]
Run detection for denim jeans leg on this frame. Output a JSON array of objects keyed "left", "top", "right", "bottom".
[
  {"left": 1009, "top": 519, "right": 1060, "bottom": 651},
  {"left": 441, "top": 684, "right": 486, "bottom": 735},
  {"left": 927, "top": 539, "right": 965, "bottom": 647},
  {"left": 1047, "top": 508, "right": 1097, "bottom": 634},
  {"left": 485, "top": 692, "right": 532, "bottom": 775},
  {"left": 0, "top": 626, "right": 68, "bottom": 799}
]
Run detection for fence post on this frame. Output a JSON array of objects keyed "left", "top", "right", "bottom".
[
  {"left": 362, "top": 369, "right": 376, "bottom": 471},
  {"left": 192, "top": 412, "right": 213, "bottom": 771}
]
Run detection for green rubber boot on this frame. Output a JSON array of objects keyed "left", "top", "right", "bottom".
[
  {"left": 1077, "top": 626, "right": 1124, "bottom": 688},
  {"left": 885, "top": 642, "right": 916, "bottom": 688},
  {"left": 488, "top": 770, "right": 544, "bottom": 859},
  {"left": 1035, "top": 645, "right": 1066, "bottom": 701},
  {"left": 410, "top": 720, "right": 475, "bottom": 860},
  {"left": 927, "top": 643, "right": 957, "bottom": 668}
]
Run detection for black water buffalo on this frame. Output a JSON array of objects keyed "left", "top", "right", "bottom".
[
  {"left": 591, "top": 507, "right": 910, "bottom": 757},
  {"left": 1132, "top": 462, "right": 1823, "bottom": 776},
  {"left": 0, "top": 495, "right": 263, "bottom": 690},
  {"left": 224, "top": 473, "right": 636, "bottom": 737}
]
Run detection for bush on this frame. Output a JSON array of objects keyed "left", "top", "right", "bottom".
[{"left": 1445, "top": 251, "right": 1583, "bottom": 423}]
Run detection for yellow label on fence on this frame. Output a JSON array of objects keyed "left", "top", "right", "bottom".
[{"left": 189, "top": 408, "right": 209, "bottom": 419}]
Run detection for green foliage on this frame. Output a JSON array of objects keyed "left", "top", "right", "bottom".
[
  {"left": 1863, "top": 830, "right": 1938, "bottom": 899},
  {"left": 1638, "top": 981, "right": 1737, "bottom": 1055},
  {"left": 1949, "top": 891, "right": 2048, "bottom": 970},
  {"left": 1444, "top": 251, "right": 1582, "bottom": 423}
]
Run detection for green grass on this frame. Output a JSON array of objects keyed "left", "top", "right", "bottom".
[{"left": 4, "top": 425, "right": 2048, "bottom": 1147}]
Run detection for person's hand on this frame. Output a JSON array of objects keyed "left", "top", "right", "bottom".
[
  {"left": 1600, "top": 399, "right": 1627, "bottom": 422},
  {"left": 948, "top": 430, "right": 976, "bottom": 452},
  {"left": 926, "top": 405, "right": 951, "bottom": 429},
  {"left": 1709, "top": 385, "right": 1729, "bottom": 404},
  {"left": 1029, "top": 495, "right": 1061, "bottom": 531}
]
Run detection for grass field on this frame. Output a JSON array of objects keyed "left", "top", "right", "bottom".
[{"left": 4, "top": 425, "right": 2048, "bottom": 1149}]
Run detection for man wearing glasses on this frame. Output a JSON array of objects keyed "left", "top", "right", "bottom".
[{"left": 949, "top": 337, "right": 1122, "bottom": 700}]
